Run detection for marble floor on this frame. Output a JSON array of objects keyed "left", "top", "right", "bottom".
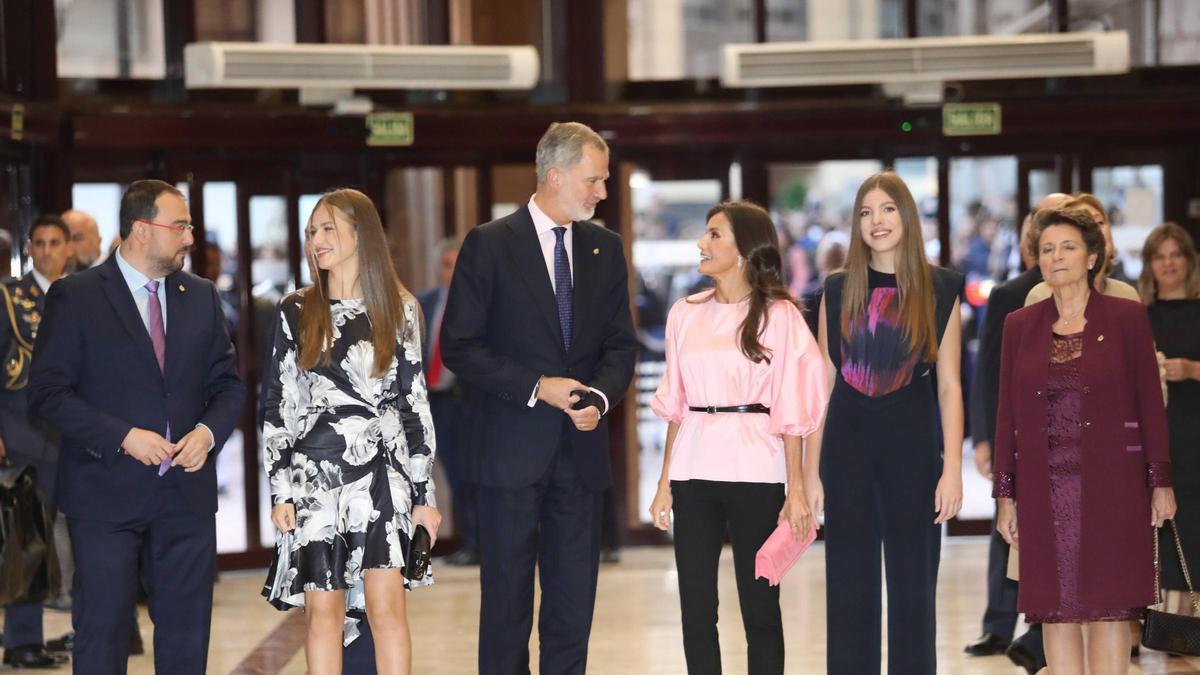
[{"left": 8, "top": 537, "right": 1200, "bottom": 674}]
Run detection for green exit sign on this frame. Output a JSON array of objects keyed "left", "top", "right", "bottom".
[
  {"left": 366, "top": 112, "right": 415, "bottom": 146},
  {"left": 942, "top": 103, "right": 1002, "bottom": 136}
]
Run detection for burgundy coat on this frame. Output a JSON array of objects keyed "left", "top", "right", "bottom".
[{"left": 993, "top": 291, "right": 1172, "bottom": 615}]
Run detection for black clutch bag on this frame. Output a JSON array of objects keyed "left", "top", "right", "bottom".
[
  {"left": 404, "top": 524, "right": 432, "bottom": 582},
  {"left": 1142, "top": 519, "right": 1200, "bottom": 656}
]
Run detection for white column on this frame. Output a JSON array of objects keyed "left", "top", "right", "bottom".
[
  {"left": 628, "top": 0, "right": 684, "bottom": 79},
  {"left": 807, "top": 0, "right": 880, "bottom": 41}
]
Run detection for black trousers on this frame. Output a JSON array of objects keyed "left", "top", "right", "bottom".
[
  {"left": 822, "top": 379, "right": 942, "bottom": 675},
  {"left": 670, "top": 479, "right": 785, "bottom": 675},
  {"left": 2, "top": 451, "right": 55, "bottom": 650},
  {"left": 68, "top": 478, "right": 215, "bottom": 675},
  {"left": 430, "top": 390, "right": 478, "bottom": 551},
  {"left": 477, "top": 440, "right": 602, "bottom": 675},
  {"left": 983, "top": 509, "right": 1020, "bottom": 637}
]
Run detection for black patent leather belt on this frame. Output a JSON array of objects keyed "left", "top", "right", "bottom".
[{"left": 688, "top": 404, "right": 771, "bottom": 415}]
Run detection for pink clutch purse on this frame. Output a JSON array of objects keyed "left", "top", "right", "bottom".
[{"left": 755, "top": 519, "right": 818, "bottom": 586}]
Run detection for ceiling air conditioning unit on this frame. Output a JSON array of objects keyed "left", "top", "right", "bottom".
[
  {"left": 184, "top": 42, "right": 540, "bottom": 91},
  {"left": 722, "top": 31, "right": 1129, "bottom": 94}
]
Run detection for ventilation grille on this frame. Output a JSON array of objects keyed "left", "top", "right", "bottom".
[
  {"left": 723, "top": 32, "right": 1128, "bottom": 87},
  {"left": 186, "top": 43, "right": 539, "bottom": 90}
]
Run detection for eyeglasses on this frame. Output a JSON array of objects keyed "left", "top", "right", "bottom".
[{"left": 136, "top": 218, "right": 194, "bottom": 235}]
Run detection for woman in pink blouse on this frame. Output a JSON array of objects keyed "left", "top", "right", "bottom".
[{"left": 650, "top": 201, "right": 829, "bottom": 675}]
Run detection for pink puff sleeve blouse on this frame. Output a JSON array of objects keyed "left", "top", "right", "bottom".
[{"left": 651, "top": 290, "right": 830, "bottom": 484}]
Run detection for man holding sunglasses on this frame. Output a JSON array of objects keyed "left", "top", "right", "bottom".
[{"left": 28, "top": 180, "right": 244, "bottom": 675}]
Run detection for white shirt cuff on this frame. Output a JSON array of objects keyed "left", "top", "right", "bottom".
[
  {"left": 527, "top": 382, "right": 539, "bottom": 408},
  {"left": 196, "top": 423, "right": 216, "bottom": 452},
  {"left": 589, "top": 387, "right": 610, "bottom": 416}
]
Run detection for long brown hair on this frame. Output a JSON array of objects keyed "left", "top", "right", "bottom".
[
  {"left": 1139, "top": 222, "right": 1200, "bottom": 303},
  {"left": 700, "top": 201, "right": 800, "bottom": 364},
  {"left": 842, "top": 171, "right": 938, "bottom": 362},
  {"left": 298, "top": 188, "right": 411, "bottom": 378}
]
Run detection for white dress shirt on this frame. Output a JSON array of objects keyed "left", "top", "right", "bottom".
[
  {"left": 528, "top": 196, "right": 574, "bottom": 291},
  {"left": 523, "top": 197, "right": 609, "bottom": 415},
  {"left": 114, "top": 246, "right": 214, "bottom": 450}
]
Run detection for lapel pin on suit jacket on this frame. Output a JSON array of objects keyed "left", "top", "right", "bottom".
[
  {"left": 178, "top": 283, "right": 186, "bottom": 292},
  {"left": 592, "top": 248, "right": 599, "bottom": 255},
  {"left": 1097, "top": 334, "right": 1104, "bottom": 342}
]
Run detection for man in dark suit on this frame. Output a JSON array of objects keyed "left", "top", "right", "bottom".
[
  {"left": 28, "top": 180, "right": 244, "bottom": 675},
  {"left": 442, "top": 122, "right": 638, "bottom": 675},
  {"left": 0, "top": 214, "right": 73, "bottom": 669},
  {"left": 418, "top": 238, "right": 480, "bottom": 565},
  {"left": 965, "top": 193, "right": 1067, "bottom": 673}
]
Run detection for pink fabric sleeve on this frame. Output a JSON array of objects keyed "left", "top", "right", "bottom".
[
  {"left": 650, "top": 301, "right": 688, "bottom": 424},
  {"left": 767, "top": 302, "right": 830, "bottom": 438}
]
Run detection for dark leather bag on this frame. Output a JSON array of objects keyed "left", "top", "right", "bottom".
[
  {"left": 0, "top": 463, "right": 61, "bottom": 605},
  {"left": 404, "top": 524, "right": 431, "bottom": 582},
  {"left": 1142, "top": 519, "right": 1200, "bottom": 656}
]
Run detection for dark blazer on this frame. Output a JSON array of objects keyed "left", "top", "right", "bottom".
[
  {"left": 969, "top": 266, "right": 1043, "bottom": 446},
  {"left": 440, "top": 206, "right": 638, "bottom": 490},
  {"left": 993, "top": 292, "right": 1170, "bottom": 614},
  {"left": 417, "top": 286, "right": 446, "bottom": 365},
  {"left": 27, "top": 254, "right": 244, "bottom": 522}
]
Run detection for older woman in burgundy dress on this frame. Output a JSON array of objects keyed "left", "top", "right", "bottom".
[{"left": 993, "top": 206, "right": 1176, "bottom": 674}]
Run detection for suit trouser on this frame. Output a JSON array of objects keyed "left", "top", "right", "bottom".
[
  {"left": 68, "top": 478, "right": 215, "bottom": 675},
  {"left": 477, "top": 441, "right": 602, "bottom": 675},
  {"left": 431, "top": 391, "right": 478, "bottom": 551},
  {"left": 2, "top": 452, "right": 55, "bottom": 650},
  {"left": 671, "top": 479, "right": 785, "bottom": 675},
  {"left": 822, "top": 379, "right": 942, "bottom": 675},
  {"left": 983, "top": 510, "right": 1020, "bottom": 637}
]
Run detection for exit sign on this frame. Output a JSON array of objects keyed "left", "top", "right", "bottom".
[
  {"left": 366, "top": 112, "right": 415, "bottom": 146},
  {"left": 942, "top": 103, "right": 1002, "bottom": 136}
]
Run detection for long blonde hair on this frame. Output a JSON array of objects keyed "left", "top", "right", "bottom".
[
  {"left": 1139, "top": 222, "right": 1200, "bottom": 304},
  {"left": 298, "top": 188, "right": 411, "bottom": 378},
  {"left": 842, "top": 171, "right": 939, "bottom": 362}
]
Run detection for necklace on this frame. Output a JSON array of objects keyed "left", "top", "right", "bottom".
[
  {"left": 1055, "top": 298, "right": 1088, "bottom": 327},
  {"left": 715, "top": 287, "right": 753, "bottom": 304}
]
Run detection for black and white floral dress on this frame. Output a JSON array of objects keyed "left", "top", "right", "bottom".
[{"left": 261, "top": 290, "right": 435, "bottom": 644}]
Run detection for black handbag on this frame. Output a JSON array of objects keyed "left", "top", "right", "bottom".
[
  {"left": 404, "top": 524, "right": 432, "bottom": 582},
  {"left": 0, "top": 463, "right": 61, "bottom": 606},
  {"left": 1142, "top": 519, "right": 1200, "bottom": 656}
]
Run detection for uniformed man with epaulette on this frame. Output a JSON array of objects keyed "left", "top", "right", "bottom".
[{"left": 0, "top": 214, "right": 73, "bottom": 669}]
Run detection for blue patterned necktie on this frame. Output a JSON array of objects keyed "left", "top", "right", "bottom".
[{"left": 552, "top": 226, "right": 573, "bottom": 351}]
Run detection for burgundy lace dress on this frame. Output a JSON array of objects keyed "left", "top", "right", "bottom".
[{"left": 1025, "top": 332, "right": 1145, "bottom": 623}]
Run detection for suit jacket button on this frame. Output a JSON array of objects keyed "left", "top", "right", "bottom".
[
  {"left": 1083, "top": 420, "right": 1092, "bottom": 428},
  {"left": 1035, "top": 390, "right": 1042, "bottom": 397},
  {"left": 1082, "top": 386, "right": 1091, "bottom": 394}
]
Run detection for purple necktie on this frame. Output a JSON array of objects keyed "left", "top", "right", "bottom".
[{"left": 145, "top": 280, "right": 171, "bottom": 476}]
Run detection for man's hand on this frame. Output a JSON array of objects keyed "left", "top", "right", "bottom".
[
  {"left": 122, "top": 428, "right": 175, "bottom": 466},
  {"left": 565, "top": 405, "right": 601, "bottom": 432},
  {"left": 1163, "top": 358, "right": 1196, "bottom": 382},
  {"left": 973, "top": 440, "right": 992, "bottom": 479},
  {"left": 536, "top": 376, "right": 587, "bottom": 410},
  {"left": 172, "top": 426, "right": 214, "bottom": 472}
]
